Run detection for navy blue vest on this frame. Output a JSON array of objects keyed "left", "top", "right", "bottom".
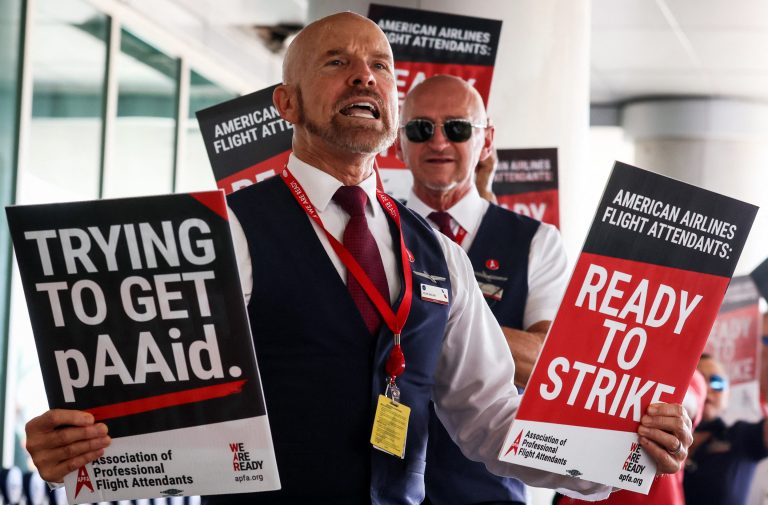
[
  {"left": 206, "top": 177, "right": 451, "bottom": 505},
  {"left": 425, "top": 204, "right": 539, "bottom": 505}
]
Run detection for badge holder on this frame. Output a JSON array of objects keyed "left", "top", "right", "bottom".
[{"left": 371, "top": 335, "right": 410, "bottom": 458}]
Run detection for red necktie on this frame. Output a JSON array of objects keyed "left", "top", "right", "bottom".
[
  {"left": 333, "top": 186, "right": 390, "bottom": 334},
  {"left": 428, "top": 211, "right": 457, "bottom": 243}
]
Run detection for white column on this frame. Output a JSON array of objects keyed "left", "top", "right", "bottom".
[
  {"left": 623, "top": 98, "right": 768, "bottom": 274},
  {"left": 475, "top": 0, "right": 592, "bottom": 262}
]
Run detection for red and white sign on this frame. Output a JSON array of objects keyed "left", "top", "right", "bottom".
[
  {"left": 367, "top": 4, "right": 503, "bottom": 199},
  {"left": 196, "top": 84, "right": 293, "bottom": 195},
  {"left": 499, "top": 162, "right": 758, "bottom": 494},
  {"left": 704, "top": 276, "right": 763, "bottom": 422},
  {"left": 494, "top": 148, "right": 559, "bottom": 228}
]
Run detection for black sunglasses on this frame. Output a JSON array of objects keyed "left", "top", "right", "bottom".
[
  {"left": 709, "top": 374, "right": 728, "bottom": 392},
  {"left": 402, "top": 118, "right": 486, "bottom": 143}
]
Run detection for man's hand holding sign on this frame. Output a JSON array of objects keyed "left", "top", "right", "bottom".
[
  {"left": 639, "top": 403, "right": 692, "bottom": 473},
  {"left": 25, "top": 410, "right": 110, "bottom": 483}
]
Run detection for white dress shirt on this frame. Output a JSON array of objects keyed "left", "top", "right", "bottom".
[
  {"left": 229, "top": 154, "right": 610, "bottom": 500},
  {"left": 407, "top": 187, "right": 568, "bottom": 329}
]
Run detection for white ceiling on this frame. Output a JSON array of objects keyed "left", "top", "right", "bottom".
[
  {"left": 591, "top": 0, "right": 768, "bottom": 103},
  {"left": 169, "top": 0, "right": 308, "bottom": 26},
  {"left": 171, "top": 0, "right": 768, "bottom": 105},
  {"left": 33, "top": 0, "right": 768, "bottom": 105}
]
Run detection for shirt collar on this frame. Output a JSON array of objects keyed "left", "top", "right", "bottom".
[
  {"left": 407, "top": 186, "right": 488, "bottom": 235},
  {"left": 288, "top": 153, "right": 380, "bottom": 216}
]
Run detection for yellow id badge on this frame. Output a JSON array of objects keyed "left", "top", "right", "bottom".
[{"left": 370, "top": 394, "right": 410, "bottom": 458}]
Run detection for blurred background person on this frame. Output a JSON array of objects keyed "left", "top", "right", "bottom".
[
  {"left": 685, "top": 354, "right": 768, "bottom": 505},
  {"left": 746, "top": 310, "right": 768, "bottom": 505}
]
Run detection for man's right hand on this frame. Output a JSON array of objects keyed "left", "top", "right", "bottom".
[
  {"left": 25, "top": 409, "right": 111, "bottom": 483},
  {"left": 475, "top": 147, "right": 498, "bottom": 204}
]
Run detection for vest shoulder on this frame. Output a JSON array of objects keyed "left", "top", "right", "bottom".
[
  {"left": 396, "top": 199, "right": 435, "bottom": 230},
  {"left": 393, "top": 200, "right": 447, "bottom": 256},
  {"left": 227, "top": 176, "right": 284, "bottom": 206},
  {"left": 485, "top": 203, "right": 541, "bottom": 231}
]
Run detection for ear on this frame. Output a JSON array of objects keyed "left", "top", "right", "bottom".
[
  {"left": 273, "top": 84, "right": 300, "bottom": 124},
  {"left": 478, "top": 123, "right": 495, "bottom": 162},
  {"left": 394, "top": 135, "right": 404, "bottom": 163}
]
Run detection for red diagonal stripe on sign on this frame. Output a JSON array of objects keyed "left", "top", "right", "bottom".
[
  {"left": 190, "top": 190, "right": 229, "bottom": 221},
  {"left": 84, "top": 380, "right": 247, "bottom": 421}
]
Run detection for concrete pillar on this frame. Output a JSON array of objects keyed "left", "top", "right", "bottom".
[{"left": 623, "top": 98, "right": 768, "bottom": 274}]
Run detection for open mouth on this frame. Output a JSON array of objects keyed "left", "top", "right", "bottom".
[{"left": 340, "top": 101, "right": 381, "bottom": 119}]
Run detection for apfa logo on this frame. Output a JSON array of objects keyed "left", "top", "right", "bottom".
[
  {"left": 503, "top": 430, "right": 523, "bottom": 457},
  {"left": 75, "top": 465, "right": 94, "bottom": 497}
]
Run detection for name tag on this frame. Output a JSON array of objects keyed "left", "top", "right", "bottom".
[
  {"left": 420, "top": 283, "right": 449, "bottom": 305},
  {"left": 478, "top": 282, "right": 504, "bottom": 301}
]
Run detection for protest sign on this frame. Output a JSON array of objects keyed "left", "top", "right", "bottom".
[
  {"left": 498, "top": 162, "right": 758, "bottom": 494},
  {"left": 493, "top": 148, "right": 559, "bottom": 227},
  {"left": 704, "top": 276, "right": 763, "bottom": 422},
  {"left": 367, "top": 3, "right": 502, "bottom": 198},
  {"left": 368, "top": 4, "right": 501, "bottom": 107},
  {"left": 196, "top": 85, "right": 292, "bottom": 195},
  {"left": 6, "top": 191, "right": 279, "bottom": 503}
]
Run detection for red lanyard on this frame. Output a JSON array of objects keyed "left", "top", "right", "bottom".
[{"left": 280, "top": 167, "right": 412, "bottom": 385}]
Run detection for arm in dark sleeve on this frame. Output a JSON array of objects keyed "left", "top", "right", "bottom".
[{"left": 733, "top": 419, "right": 768, "bottom": 461}]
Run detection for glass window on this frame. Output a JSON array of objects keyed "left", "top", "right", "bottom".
[
  {"left": 0, "top": 0, "right": 23, "bottom": 468},
  {"left": 102, "top": 28, "right": 178, "bottom": 198},
  {"left": 18, "top": 0, "right": 107, "bottom": 204},
  {"left": 0, "top": 0, "right": 22, "bottom": 196},
  {"left": 176, "top": 70, "right": 237, "bottom": 193},
  {"left": 8, "top": 0, "right": 108, "bottom": 469}
]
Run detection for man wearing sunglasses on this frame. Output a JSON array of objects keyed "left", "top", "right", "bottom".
[
  {"left": 684, "top": 354, "right": 768, "bottom": 505},
  {"left": 398, "top": 75, "right": 569, "bottom": 505}
]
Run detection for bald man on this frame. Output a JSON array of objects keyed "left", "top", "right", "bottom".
[
  {"left": 398, "top": 75, "right": 567, "bottom": 505},
  {"left": 24, "top": 12, "right": 692, "bottom": 505}
]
